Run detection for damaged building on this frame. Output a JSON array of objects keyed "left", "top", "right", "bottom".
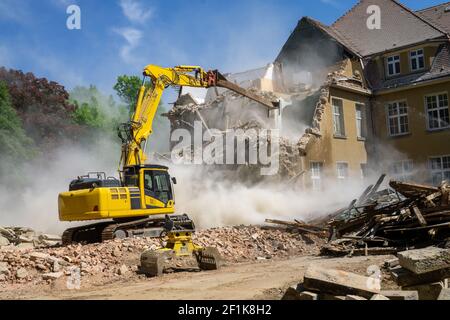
[{"left": 166, "top": 0, "right": 450, "bottom": 189}]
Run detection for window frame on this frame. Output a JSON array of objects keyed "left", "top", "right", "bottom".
[
  {"left": 336, "top": 162, "right": 349, "bottom": 180},
  {"left": 424, "top": 92, "right": 450, "bottom": 131},
  {"left": 389, "top": 159, "right": 414, "bottom": 182},
  {"left": 310, "top": 161, "right": 324, "bottom": 191},
  {"left": 409, "top": 48, "right": 425, "bottom": 72},
  {"left": 386, "top": 100, "right": 410, "bottom": 137},
  {"left": 386, "top": 54, "right": 401, "bottom": 77},
  {"left": 355, "top": 103, "right": 366, "bottom": 139},
  {"left": 332, "top": 97, "right": 346, "bottom": 138},
  {"left": 429, "top": 155, "right": 450, "bottom": 185}
]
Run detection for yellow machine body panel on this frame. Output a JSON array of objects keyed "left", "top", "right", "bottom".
[
  {"left": 59, "top": 187, "right": 175, "bottom": 221},
  {"left": 59, "top": 166, "right": 175, "bottom": 222}
]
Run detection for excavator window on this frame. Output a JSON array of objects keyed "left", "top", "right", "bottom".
[{"left": 143, "top": 170, "right": 173, "bottom": 204}]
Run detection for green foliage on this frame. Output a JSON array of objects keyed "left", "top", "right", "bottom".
[
  {"left": 0, "top": 81, "right": 35, "bottom": 176},
  {"left": 113, "top": 75, "right": 168, "bottom": 131},
  {"left": 70, "top": 85, "right": 128, "bottom": 134},
  {"left": 113, "top": 75, "right": 143, "bottom": 110}
]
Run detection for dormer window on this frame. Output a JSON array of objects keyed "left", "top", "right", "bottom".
[
  {"left": 410, "top": 49, "right": 425, "bottom": 71},
  {"left": 387, "top": 55, "right": 401, "bottom": 76}
]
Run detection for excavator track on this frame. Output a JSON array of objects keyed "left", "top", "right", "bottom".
[{"left": 62, "top": 215, "right": 193, "bottom": 245}]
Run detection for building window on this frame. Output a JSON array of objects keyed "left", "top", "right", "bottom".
[
  {"left": 332, "top": 98, "right": 345, "bottom": 137},
  {"left": 390, "top": 160, "right": 414, "bottom": 182},
  {"left": 387, "top": 55, "right": 400, "bottom": 76},
  {"left": 311, "top": 162, "right": 323, "bottom": 191},
  {"left": 360, "top": 163, "right": 368, "bottom": 179},
  {"left": 410, "top": 49, "right": 425, "bottom": 71},
  {"left": 336, "top": 162, "right": 349, "bottom": 180},
  {"left": 425, "top": 93, "right": 449, "bottom": 130},
  {"left": 355, "top": 103, "right": 366, "bottom": 139},
  {"left": 387, "top": 101, "right": 409, "bottom": 136},
  {"left": 429, "top": 156, "right": 450, "bottom": 185}
]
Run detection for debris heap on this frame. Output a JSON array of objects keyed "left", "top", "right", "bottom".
[
  {"left": 0, "top": 227, "right": 61, "bottom": 249},
  {"left": 321, "top": 176, "right": 450, "bottom": 256},
  {"left": 0, "top": 226, "right": 325, "bottom": 284}
]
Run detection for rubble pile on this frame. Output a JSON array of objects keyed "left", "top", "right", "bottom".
[
  {"left": 194, "top": 226, "right": 325, "bottom": 262},
  {"left": 0, "top": 227, "right": 61, "bottom": 249},
  {"left": 0, "top": 226, "right": 325, "bottom": 284},
  {"left": 320, "top": 175, "right": 450, "bottom": 256}
]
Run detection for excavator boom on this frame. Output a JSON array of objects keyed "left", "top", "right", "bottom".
[{"left": 121, "top": 64, "right": 280, "bottom": 168}]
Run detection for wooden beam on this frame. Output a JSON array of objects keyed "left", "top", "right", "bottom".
[{"left": 412, "top": 206, "right": 427, "bottom": 226}]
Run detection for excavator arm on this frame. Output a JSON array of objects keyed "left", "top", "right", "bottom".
[{"left": 118, "top": 64, "right": 280, "bottom": 168}]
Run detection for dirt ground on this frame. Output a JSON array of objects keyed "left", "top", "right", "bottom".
[{"left": 0, "top": 254, "right": 396, "bottom": 300}]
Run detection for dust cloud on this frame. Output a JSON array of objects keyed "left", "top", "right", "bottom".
[{"left": 0, "top": 138, "right": 119, "bottom": 233}]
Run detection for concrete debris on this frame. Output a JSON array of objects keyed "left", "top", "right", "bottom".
[
  {"left": 397, "top": 247, "right": 450, "bottom": 275},
  {"left": 382, "top": 247, "right": 450, "bottom": 300},
  {"left": 42, "top": 272, "right": 63, "bottom": 280},
  {"left": 0, "top": 225, "right": 325, "bottom": 284},
  {"left": 437, "top": 288, "right": 450, "bottom": 300},
  {"left": 0, "top": 226, "right": 61, "bottom": 249},
  {"left": 302, "top": 266, "right": 381, "bottom": 299},
  {"left": 282, "top": 265, "right": 387, "bottom": 301},
  {"left": 403, "top": 281, "right": 446, "bottom": 300}
]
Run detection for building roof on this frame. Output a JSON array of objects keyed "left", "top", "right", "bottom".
[
  {"left": 365, "top": 42, "right": 450, "bottom": 91},
  {"left": 332, "top": 0, "right": 446, "bottom": 56},
  {"left": 416, "top": 2, "right": 450, "bottom": 34},
  {"left": 303, "top": 17, "right": 361, "bottom": 57}
]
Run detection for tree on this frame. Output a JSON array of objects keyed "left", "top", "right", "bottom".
[
  {"left": 0, "top": 81, "right": 35, "bottom": 176},
  {"left": 70, "top": 85, "right": 128, "bottom": 134},
  {"left": 113, "top": 74, "right": 168, "bottom": 129},
  {"left": 0, "top": 67, "right": 82, "bottom": 150},
  {"left": 113, "top": 75, "right": 143, "bottom": 110}
]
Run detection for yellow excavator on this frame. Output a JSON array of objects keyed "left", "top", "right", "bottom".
[{"left": 58, "top": 64, "right": 279, "bottom": 275}]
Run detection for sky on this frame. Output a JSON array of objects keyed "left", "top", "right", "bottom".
[{"left": 0, "top": 0, "right": 446, "bottom": 101}]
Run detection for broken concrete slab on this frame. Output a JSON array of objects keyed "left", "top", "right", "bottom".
[
  {"left": 370, "top": 294, "right": 390, "bottom": 300},
  {"left": 390, "top": 265, "right": 450, "bottom": 287},
  {"left": 15, "top": 268, "right": 28, "bottom": 279},
  {"left": 0, "top": 262, "right": 10, "bottom": 275},
  {"left": 384, "top": 258, "right": 399, "bottom": 269},
  {"left": 42, "top": 272, "right": 64, "bottom": 280},
  {"left": 398, "top": 247, "right": 450, "bottom": 274},
  {"left": 437, "top": 288, "right": 450, "bottom": 300},
  {"left": 345, "top": 295, "right": 367, "bottom": 300},
  {"left": 303, "top": 266, "right": 380, "bottom": 299},
  {"left": 0, "top": 235, "right": 10, "bottom": 246},
  {"left": 403, "top": 281, "right": 446, "bottom": 300},
  {"left": 29, "top": 252, "right": 51, "bottom": 261},
  {"left": 380, "top": 290, "right": 419, "bottom": 300}
]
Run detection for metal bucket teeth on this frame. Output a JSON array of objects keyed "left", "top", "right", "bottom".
[{"left": 197, "top": 247, "right": 223, "bottom": 271}]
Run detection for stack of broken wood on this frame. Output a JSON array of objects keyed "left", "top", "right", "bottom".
[{"left": 321, "top": 175, "right": 450, "bottom": 256}]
